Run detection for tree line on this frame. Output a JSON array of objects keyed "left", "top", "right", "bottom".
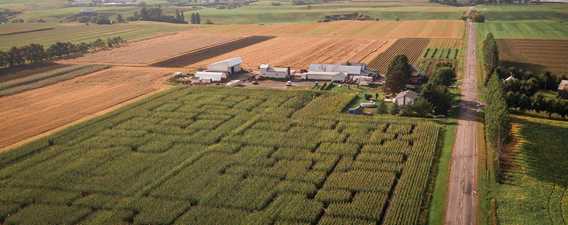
[
  {"left": 0, "top": 37, "right": 126, "bottom": 69},
  {"left": 130, "top": 6, "right": 188, "bottom": 24},
  {"left": 485, "top": 72, "right": 510, "bottom": 180}
]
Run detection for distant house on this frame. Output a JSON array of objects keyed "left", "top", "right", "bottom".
[
  {"left": 559, "top": 80, "right": 568, "bottom": 99},
  {"left": 207, "top": 57, "right": 242, "bottom": 75},
  {"left": 305, "top": 71, "right": 348, "bottom": 82},
  {"left": 394, "top": 90, "right": 418, "bottom": 106},
  {"left": 308, "top": 64, "right": 368, "bottom": 76},
  {"left": 259, "top": 64, "right": 290, "bottom": 79},
  {"left": 195, "top": 71, "right": 227, "bottom": 82}
]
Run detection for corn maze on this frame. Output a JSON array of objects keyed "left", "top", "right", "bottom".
[{"left": 0, "top": 87, "right": 442, "bottom": 225}]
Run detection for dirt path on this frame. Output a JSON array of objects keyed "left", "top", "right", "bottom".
[{"left": 445, "top": 16, "right": 480, "bottom": 225}]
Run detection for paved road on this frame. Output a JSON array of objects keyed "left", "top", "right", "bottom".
[{"left": 444, "top": 18, "right": 480, "bottom": 225}]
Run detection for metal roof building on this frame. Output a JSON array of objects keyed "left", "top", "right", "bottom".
[
  {"left": 309, "top": 64, "right": 366, "bottom": 76},
  {"left": 305, "top": 71, "right": 347, "bottom": 82},
  {"left": 207, "top": 57, "right": 242, "bottom": 75}
]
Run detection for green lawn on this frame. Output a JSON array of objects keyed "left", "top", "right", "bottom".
[
  {"left": 495, "top": 116, "right": 568, "bottom": 225},
  {"left": 0, "top": 22, "right": 191, "bottom": 50},
  {"left": 477, "top": 20, "right": 568, "bottom": 40}
]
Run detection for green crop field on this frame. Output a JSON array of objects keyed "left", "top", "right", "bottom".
[
  {"left": 198, "top": 2, "right": 466, "bottom": 24},
  {"left": 476, "top": 20, "right": 568, "bottom": 39},
  {"left": 0, "top": 87, "right": 445, "bottom": 225},
  {"left": 495, "top": 116, "right": 568, "bottom": 225},
  {"left": 0, "top": 22, "right": 190, "bottom": 50}
]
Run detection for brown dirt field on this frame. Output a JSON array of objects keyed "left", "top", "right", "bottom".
[
  {"left": 197, "top": 20, "right": 464, "bottom": 39},
  {"left": 427, "top": 38, "right": 463, "bottom": 48},
  {"left": 497, "top": 39, "right": 568, "bottom": 75},
  {"left": 0, "top": 67, "right": 173, "bottom": 149},
  {"left": 61, "top": 32, "right": 242, "bottom": 66},
  {"left": 368, "top": 38, "right": 431, "bottom": 74},
  {"left": 189, "top": 36, "right": 395, "bottom": 70}
]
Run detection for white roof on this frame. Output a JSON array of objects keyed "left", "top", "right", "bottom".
[
  {"left": 504, "top": 76, "right": 517, "bottom": 82},
  {"left": 309, "top": 64, "right": 363, "bottom": 75},
  {"left": 210, "top": 57, "right": 242, "bottom": 67},
  {"left": 195, "top": 71, "right": 225, "bottom": 76},
  {"left": 259, "top": 64, "right": 269, "bottom": 69},
  {"left": 395, "top": 90, "right": 418, "bottom": 99},
  {"left": 306, "top": 71, "right": 345, "bottom": 76}
]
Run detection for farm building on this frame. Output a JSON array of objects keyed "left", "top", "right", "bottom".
[
  {"left": 352, "top": 76, "right": 374, "bottom": 86},
  {"left": 305, "top": 71, "right": 348, "bottom": 82},
  {"left": 195, "top": 71, "right": 227, "bottom": 82},
  {"left": 559, "top": 80, "right": 568, "bottom": 99},
  {"left": 259, "top": 64, "right": 290, "bottom": 79},
  {"left": 394, "top": 90, "right": 418, "bottom": 106},
  {"left": 207, "top": 57, "right": 242, "bottom": 75},
  {"left": 308, "top": 64, "right": 369, "bottom": 76}
]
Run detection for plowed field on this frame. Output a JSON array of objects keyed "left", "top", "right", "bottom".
[
  {"left": 198, "top": 20, "right": 464, "bottom": 39},
  {"left": 368, "top": 38, "right": 431, "bottom": 74},
  {"left": 497, "top": 39, "right": 568, "bottom": 74},
  {"left": 0, "top": 67, "right": 173, "bottom": 150},
  {"left": 62, "top": 33, "right": 241, "bottom": 66},
  {"left": 189, "top": 37, "right": 394, "bottom": 70}
]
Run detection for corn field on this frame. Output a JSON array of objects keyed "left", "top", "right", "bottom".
[{"left": 0, "top": 87, "right": 441, "bottom": 225}]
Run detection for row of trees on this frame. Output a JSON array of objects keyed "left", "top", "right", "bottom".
[
  {"left": 130, "top": 6, "right": 188, "bottom": 24},
  {"left": 0, "top": 37, "right": 126, "bottom": 69},
  {"left": 506, "top": 92, "right": 568, "bottom": 118},
  {"left": 485, "top": 73, "right": 511, "bottom": 180},
  {"left": 483, "top": 33, "right": 499, "bottom": 84}
]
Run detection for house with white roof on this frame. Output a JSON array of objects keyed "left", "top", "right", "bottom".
[
  {"left": 394, "top": 90, "right": 418, "bottom": 106},
  {"left": 207, "top": 57, "right": 242, "bottom": 75}
]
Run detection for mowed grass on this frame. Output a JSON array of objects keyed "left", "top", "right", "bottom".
[
  {"left": 495, "top": 116, "right": 568, "bottom": 225},
  {"left": 199, "top": 2, "right": 466, "bottom": 24},
  {"left": 476, "top": 4, "right": 568, "bottom": 21},
  {"left": 0, "top": 22, "right": 191, "bottom": 50},
  {"left": 0, "top": 87, "right": 447, "bottom": 225},
  {"left": 477, "top": 20, "right": 568, "bottom": 39}
]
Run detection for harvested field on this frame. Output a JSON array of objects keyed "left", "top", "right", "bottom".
[
  {"left": 0, "top": 87, "right": 442, "bottom": 225},
  {"left": 368, "top": 38, "right": 430, "bottom": 74},
  {"left": 0, "top": 67, "right": 171, "bottom": 149},
  {"left": 190, "top": 36, "right": 394, "bottom": 70},
  {"left": 153, "top": 36, "right": 274, "bottom": 68},
  {"left": 497, "top": 39, "right": 568, "bottom": 74},
  {"left": 0, "top": 64, "right": 110, "bottom": 96},
  {"left": 63, "top": 33, "right": 241, "bottom": 66},
  {"left": 198, "top": 20, "right": 465, "bottom": 39},
  {"left": 427, "top": 38, "right": 463, "bottom": 48}
]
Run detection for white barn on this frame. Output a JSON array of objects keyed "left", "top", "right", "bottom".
[
  {"left": 259, "top": 64, "right": 290, "bottom": 79},
  {"left": 305, "top": 71, "right": 347, "bottom": 82},
  {"left": 394, "top": 90, "right": 418, "bottom": 106},
  {"left": 195, "top": 71, "right": 227, "bottom": 82},
  {"left": 309, "top": 64, "right": 366, "bottom": 76},
  {"left": 207, "top": 57, "right": 242, "bottom": 75}
]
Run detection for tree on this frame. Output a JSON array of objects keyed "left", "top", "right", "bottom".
[
  {"left": 483, "top": 33, "right": 499, "bottom": 84},
  {"left": 116, "top": 14, "right": 125, "bottom": 23},
  {"left": 376, "top": 100, "right": 387, "bottom": 114},
  {"left": 196, "top": 12, "right": 201, "bottom": 24},
  {"left": 406, "top": 97, "right": 433, "bottom": 117},
  {"left": 21, "top": 44, "right": 46, "bottom": 64},
  {"left": 421, "top": 82, "right": 453, "bottom": 115},
  {"left": 191, "top": 12, "right": 196, "bottom": 24},
  {"left": 429, "top": 66, "right": 455, "bottom": 86},
  {"left": 7, "top": 47, "right": 25, "bottom": 67},
  {"left": 0, "top": 50, "right": 8, "bottom": 68},
  {"left": 388, "top": 103, "right": 400, "bottom": 115},
  {"left": 385, "top": 55, "right": 412, "bottom": 94},
  {"left": 485, "top": 73, "right": 510, "bottom": 181}
]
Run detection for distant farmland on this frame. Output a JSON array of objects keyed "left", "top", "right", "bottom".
[{"left": 0, "top": 87, "right": 442, "bottom": 225}]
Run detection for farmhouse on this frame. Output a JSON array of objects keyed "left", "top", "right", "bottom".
[
  {"left": 195, "top": 71, "right": 227, "bottom": 82},
  {"left": 207, "top": 57, "right": 242, "bottom": 75},
  {"left": 308, "top": 64, "right": 369, "bottom": 76},
  {"left": 559, "top": 80, "right": 568, "bottom": 99},
  {"left": 394, "top": 90, "right": 418, "bottom": 106},
  {"left": 305, "top": 71, "right": 348, "bottom": 82},
  {"left": 259, "top": 64, "right": 290, "bottom": 79}
]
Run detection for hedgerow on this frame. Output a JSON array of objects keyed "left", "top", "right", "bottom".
[{"left": 0, "top": 87, "right": 442, "bottom": 225}]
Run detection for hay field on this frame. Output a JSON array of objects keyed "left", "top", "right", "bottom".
[
  {"left": 0, "top": 67, "right": 172, "bottom": 150},
  {"left": 0, "top": 87, "right": 442, "bottom": 225},
  {"left": 189, "top": 36, "right": 394, "bottom": 70},
  {"left": 63, "top": 33, "right": 242, "bottom": 66},
  {"left": 197, "top": 20, "right": 465, "bottom": 39}
]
